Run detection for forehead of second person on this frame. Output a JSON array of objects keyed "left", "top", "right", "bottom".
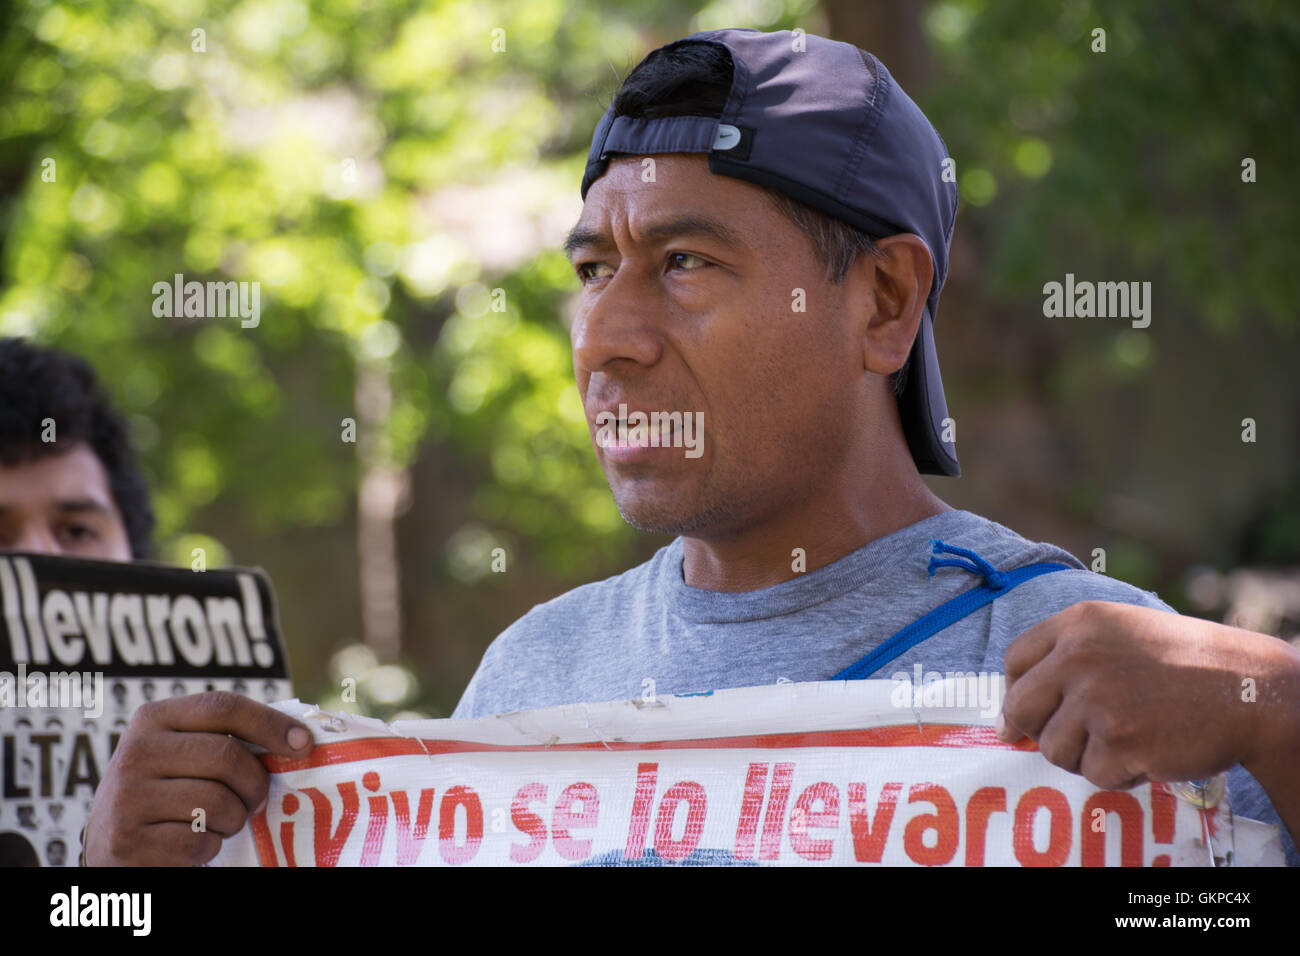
[
  {"left": 0, "top": 443, "right": 132, "bottom": 558},
  {"left": 0, "top": 443, "right": 115, "bottom": 508}
]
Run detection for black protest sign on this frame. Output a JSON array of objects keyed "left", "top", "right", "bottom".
[
  {"left": 1, "top": 553, "right": 293, "bottom": 866},
  {"left": 0, "top": 553, "right": 290, "bottom": 679}
]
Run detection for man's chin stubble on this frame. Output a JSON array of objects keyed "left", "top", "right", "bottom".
[{"left": 612, "top": 489, "right": 748, "bottom": 537}]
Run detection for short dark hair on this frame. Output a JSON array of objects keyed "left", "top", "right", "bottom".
[
  {"left": 608, "top": 40, "right": 908, "bottom": 396},
  {"left": 0, "top": 338, "right": 155, "bottom": 558}
]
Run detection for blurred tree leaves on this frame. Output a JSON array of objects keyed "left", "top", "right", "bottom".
[
  {"left": 0, "top": 0, "right": 665, "bottom": 557},
  {"left": 922, "top": 0, "right": 1300, "bottom": 333}
]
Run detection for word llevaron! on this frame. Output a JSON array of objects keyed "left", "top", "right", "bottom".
[{"left": 0, "top": 556, "right": 277, "bottom": 674}]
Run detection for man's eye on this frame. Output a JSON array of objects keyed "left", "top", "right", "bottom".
[
  {"left": 60, "top": 524, "right": 98, "bottom": 542},
  {"left": 575, "top": 261, "right": 610, "bottom": 283},
  {"left": 575, "top": 254, "right": 709, "bottom": 284},
  {"left": 666, "top": 252, "right": 709, "bottom": 272}
]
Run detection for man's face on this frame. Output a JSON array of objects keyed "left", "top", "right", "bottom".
[
  {"left": 0, "top": 443, "right": 133, "bottom": 560},
  {"left": 567, "top": 154, "right": 870, "bottom": 537}
]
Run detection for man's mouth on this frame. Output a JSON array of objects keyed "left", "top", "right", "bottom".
[
  {"left": 587, "top": 402, "right": 705, "bottom": 460},
  {"left": 605, "top": 419, "right": 673, "bottom": 445}
]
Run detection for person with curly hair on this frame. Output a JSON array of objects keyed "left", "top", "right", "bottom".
[{"left": 0, "top": 336, "right": 154, "bottom": 560}]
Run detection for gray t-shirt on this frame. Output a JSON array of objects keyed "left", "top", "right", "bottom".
[{"left": 453, "top": 508, "right": 1296, "bottom": 866}]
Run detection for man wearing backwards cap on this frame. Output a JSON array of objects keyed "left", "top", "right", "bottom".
[
  {"left": 83, "top": 27, "right": 1300, "bottom": 867},
  {"left": 452, "top": 27, "right": 1300, "bottom": 864}
]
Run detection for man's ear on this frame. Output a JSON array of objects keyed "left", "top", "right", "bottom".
[{"left": 855, "top": 233, "right": 934, "bottom": 375}]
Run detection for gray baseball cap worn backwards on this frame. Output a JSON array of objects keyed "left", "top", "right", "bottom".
[{"left": 581, "top": 27, "right": 961, "bottom": 477}]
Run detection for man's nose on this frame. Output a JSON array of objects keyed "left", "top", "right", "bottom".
[{"left": 571, "top": 267, "right": 664, "bottom": 375}]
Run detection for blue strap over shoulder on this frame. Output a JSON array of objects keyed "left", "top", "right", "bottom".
[{"left": 832, "top": 539, "right": 1070, "bottom": 681}]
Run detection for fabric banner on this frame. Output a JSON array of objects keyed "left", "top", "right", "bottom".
[
  {"left": 0, "top": 553, "right": 293, "bottom": 867},
  {"left": 210, "top": 679, "right": 1283, "bottom": 867}
]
